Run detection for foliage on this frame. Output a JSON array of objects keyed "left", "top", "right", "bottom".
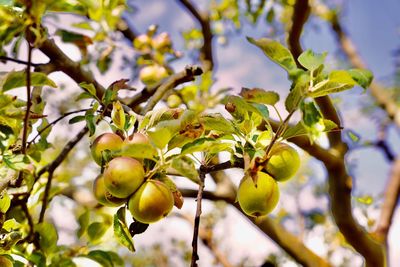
[{"left": 0, "top": 0, "right": 394, "bottom": 266}]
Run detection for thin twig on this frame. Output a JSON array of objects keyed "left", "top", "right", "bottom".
[
  {"left": 177, "top": 213, "right": 234, "bottom": 267},
  {"left": 176, "top": 0, "right": 214, "bottom": 71},
  {"left": 21, "top": 200, "right": 35, "bottom": 241},
  {"left": 190, "top": 166, "right": 206, "bottom": 267},
  {"left": 22, "top": 43, "right": 33, "bottom": 154},
  {"left": 36, "top": 126, "right": 89, "bottom": 222},
  {"left": 38, "top": 172, "right": 53, "bottom": 223},
  {"left": 375, "top": 158, "right": 400, "bottom": 241},
  {"left": 27, "top": 108, "right": 89, "bottom": 146},
  {"left": 37, "top": 126, "right": 89, "bottom": 178},
  {"left": 139, "top": 65, "right": 203, "bottom": 113},
  {"left": 0, "top": 55, "right": 41, "bottom": 67}
]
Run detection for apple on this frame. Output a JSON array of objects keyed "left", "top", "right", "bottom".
[
  {"left": 264, "top": 142, "right": 300, "bottom": 182},
  {"left": 124, "top": 132, "right": 150, "bottom": 145},
  {"left": 0, "top": 255, "right": 12, "bottom": 267},
  {"left": 93, "top": 174, "right": 126, "bottom": 207},
  {"left": 128, "top": 180, "right": 174, "bottom": 224},
  {"left": 151, "top": 32, "right": 172, "bottom": 52},
  {"left": 167, "top": 94, "right": 182, "bottom": 108},
  {"left": 133, "top": 34, "right": 152, "bottom": 51},
  {"left": 237, "top": 172, "right": 280, "bottom": 217},
  {"left": 90, "top": 133, "right": 123, "bottom": 166},
  {"left": 103, "top": 156, "right": 145, "bottom": 198},
  {"left": 139, "top": 64, "right": 168, "bottom": 86}
]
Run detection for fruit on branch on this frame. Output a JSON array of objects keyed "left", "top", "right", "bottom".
[
  {"left": 124, "top": 132, "right": 150, "bottom": 146},
  {"left": 167, "top": 94, "right": 182, "bottom": 108},
  {"left": 133, "top": 34, "right": 152, "bottom": 52},
  {"left": 93, "top": 175, "right": 126, "bottom": 207},
  {"left": 139, "top": 64, "right": 168, "bottom": 86},
  {"left": 237, "top": 172, "right": 279, "bottom": 217},
  {"left": 152, "top": 32, "right": 172, "bottom": 52},
  {"left": 264, "top": 143, "right": 300, "bottom": 182},
  {"left": 128, "top": 180, "right": 174, "bottom": 224},
  {"left": 104, "top": 156, "right": 145, "bottom": 198},
  {"left": 90, "top": 133, "right": 123, "bottom": 166},
  {"left": 0, "top": 255, "right": 12, "bottom": 267}
]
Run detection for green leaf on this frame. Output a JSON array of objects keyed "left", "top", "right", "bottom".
[
  {"left": 347, "top": 69, "right": 373, "bottom": 89},
  {"left": 298, "top": 50, "right": 326, "bottom": 71},
  {"left": 2, "top": 71, "right": 57, "bottom": 92},
  {"left": 239, "top": 88, "right": 280, "bottom": 105},
  {"left": 181, "top": 138, "right": 233, "bottom": 156},
  {"left": 79, "top": 82, "right": 97, "bottom": 97},
  {"left": 170, "top": 156, "right": 199, "bottom": 183},
  {"left": 111, "top": 101, "right": 126, "bottom": 130},
  {"left": 88, "top": 222, "right": 108, "bottom": 243},
  {"left": 308, "top": 70, "right": 357, "bottom": 98},
  {"left": 113, "top": 207, "right": 135, "bottom": 252},
  {"left": 77, "top": 210, "right": 90, "bottom": 238},
  {"left": 85, "top": 250, "right": 113, "bottom": 267},
  {"left": 85, "top": 113, "right": 96, "bottom": 137},
  {"left": 301, "top": 101, "right": 322, "bottom": 127},
  {"left": 285, "top": 73, "right": 308, "bottom": 112},
  {"left": 247, "top": 37, "right": 297, "bottom": 72},
  {"left": 117, "top": 143, "right": 158, "bottom": 160},
  {"left": 35, "top": 222, "right": 58, "bottom": 255},
  {"left": 282, "top": 122, "right": 307, "bottom": 139},
  {"left": 200, "top": 114, "right": 235, "bottom": 133},
  {"left": 346, "top": 129, "right": 360, "bottom": 144},
  {"left": 0, "top": 192, "right": 10, "bottom": 213},
  {"left": 147, "top": 119, "right": 181, "bottom": 149},
  {"left": 68, "top": 115, "right": 86, "bottom": 124},
  {"left": 3, "top": 218, "right": 20, "bottom": 231},
  {"left": 224, "top": 95, "right": 269, "bottom": 120}
]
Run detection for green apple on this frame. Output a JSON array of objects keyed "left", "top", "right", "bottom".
[
  {"left": 0, "top": 255, "right": 13, "bottom": 267},
  {"left": 93, "top": 174, "right": 126, "bottom": 207},
  {"left": 104, "top": 157, "right": 145, "bottom": 198},
  {"left": 237, "top": 172, "right": 280, "bottom": 217},
  {"left": 90, "top": 133, "right": 123, "bottom": 166},
  {"left": 264, "top": 142, "right": 300, "bottom": 182},
  {"left": 128, "top": 180, "right": 174, "bottom": 224},
  {"left": 139, "top": 65, "right": 168, "bottom": 86}
]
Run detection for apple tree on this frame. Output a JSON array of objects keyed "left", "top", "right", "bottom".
[{"left": 0, "top": 0, "right": 397, "bottom": 266}]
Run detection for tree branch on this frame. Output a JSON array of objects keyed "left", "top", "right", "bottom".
[
  {"left": 36, "top": 126, "right": 89, "bottom": 222},
  {"left": 129, "top": 65, "right": 203, "bottom": 111},
  {"left": 37, "top": 126, "right": 89, "bottom": 177},
  {"left": 190, "top": 167, "right": 206, "bottom": 267},
  {"left": 21, "top": 43, "right": 33, "bottom": 155},
  {"left": 181, "top": 188, "right": 332, "bottom": 267},
  {"left": 116, "top": 18, "right": 138, "bottom": 42},
  {"left": 177, "top": 213, "right": 234, "bottom": 267},
  {"left": 176, "top": 0, "right": 214, "bottom": 71},
  {"left": 36, "top": 38, "right": 106, "bottom": 99},
  {"left": 0, "top": 55, "right": 41, "bottom": 67},
  {"left": 287, "top": 1, "right": 385, "bottom": 266},
  {"left": 317, "top": 7, "right": 400, "bottom": 128},
  {"left": 375, "top": 158, "right": 400, "bottom": 241}
]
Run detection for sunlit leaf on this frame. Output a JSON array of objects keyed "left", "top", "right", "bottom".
[
  {"left": 170, "top": 156, "right": 199, "bottom": 184},
  {"left": 308, "top": 70, "right": 357, "bottom": 98},
  {"left": 35, "top": 222, "right": 58, "bottom": 255},
  {"left": 298, "top": 50, "right": 326, "bottom": 71},
  {"left": 117, "top": 143, "right": 158, "bottom": 160},
  {"left": 247, "top": 37, "right": 297, "bottom": 73},
  {"left": 2, "top": 71, "right": 57, "bottom": 92},
  {"left": 240, "top": 88, "right": 280, "bottom": 105},
  {"left": 113, "top": 207, "right": 135, "bottom": 252},
  {"left": 347, "top": 69, "right": 373, "bottom": 89}
]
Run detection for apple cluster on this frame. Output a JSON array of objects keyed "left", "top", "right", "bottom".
[
  {"left": 90, "top": 132, "right": 174, "bottom": 224},
  {"left": 237, "top": 142, "right": 300, "bottom": 217}
]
